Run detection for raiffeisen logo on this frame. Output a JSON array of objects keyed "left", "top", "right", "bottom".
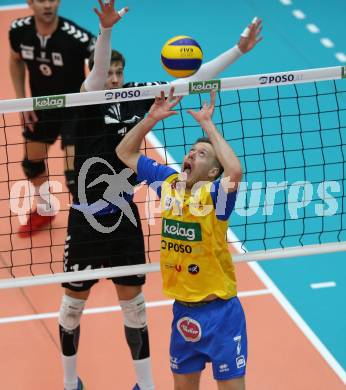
[
  {"left": 33, "top": 95, "right": 66, "bottom": 110},
  {"left": 189, "top": 80, "right": 221, "bottom": 94}
]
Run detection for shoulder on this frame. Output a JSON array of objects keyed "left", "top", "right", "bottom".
[
  {"left": 9, "top": 16, "right": 33, "bottom": 33},
  {"left": 58, "top": 16, "right": 96, "bottom": 43}
]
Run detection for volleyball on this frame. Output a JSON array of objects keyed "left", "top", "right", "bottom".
[{"left": 161, "top": 35, "right": 203, "bottom": 78}]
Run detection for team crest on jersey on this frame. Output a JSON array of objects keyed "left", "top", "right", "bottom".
[
  {"left": 177, "top": 317, "right": 202, "bottom": 342},
  {"left": 52, "top": 52, "right": 63, "bottom": 66},
  {"left": 164, "top": 195, "right": 174, "bottom": 210},
  {"left": 20, "top": 44, "right": 34, "bottom": 60}
]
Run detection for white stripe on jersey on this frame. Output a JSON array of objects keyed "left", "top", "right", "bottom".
[
  {"left": 61, "top": 21, "right": 90, "bottom": 43},
  {"left": 11, "top": 16, "right": 32, "bottom": 30}
]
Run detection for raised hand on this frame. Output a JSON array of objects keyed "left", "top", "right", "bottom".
[
  {"left": 147, "top": 87, "right": 183, "bottom": 122},
  {"left": 238, "top": 17, "right": 263, "bottom": 53},
  {"left": 94, "top": 0, "right": 128, "bottom": 29},
  {"left": 187, "top": 91, "right": 216, "bottom": 124}
]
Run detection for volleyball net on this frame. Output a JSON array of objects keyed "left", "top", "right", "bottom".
[{"left": 0, "top": 65, "right": 346, "bottom": 288}]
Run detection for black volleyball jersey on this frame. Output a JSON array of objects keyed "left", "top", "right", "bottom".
[
  {"left": 9, "top": 16, "right": 96, "bottom": 96},
  {"left": 73, "top": 81, "right": 166, "bottom": 205}
]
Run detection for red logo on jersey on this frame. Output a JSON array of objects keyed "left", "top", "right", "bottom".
[
  {"left": 177, "top": 317, "right": 202, "bottom": 342},
  {"left": 175, "top": 265, "right": 182, "bottom": 272}
]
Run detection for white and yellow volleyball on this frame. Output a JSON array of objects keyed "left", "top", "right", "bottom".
[{"left": 161, "top": 35, "right": 203, "bottom": 78}]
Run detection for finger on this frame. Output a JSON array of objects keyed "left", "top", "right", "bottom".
[
  {"left": 97, "top": 0, "right": 105, "bottom": 12},
  {"left": 94, "top": 7, "right": 102, "bottom": 18},
  {"left": 169, "top": 95, "right": 183, "bottom": 108},
  {"left": 256, "top": 36, "right": 263, "bottom": 44},
  {"left": 118, "top": 7, "right": 128, "bottom": 18},
  {"left": 168, "top": 86, "right": 175, "bottom": 100},
  {"left": 160, "top": 90, "right": 165, "bottom": 100},
  {"left": 241, "top": 16, "right": 259, "bottom": 38},
  {"left": 256, "top": 25, "right": 263, "bottom": 36},
  {"left": 209, "top": 90, "right": 216, "bottom": 102},
  {"left": 255, "top": 18, "right": 262, "bottom": 26},
  {"left": 240, "top": 25, "right": 250, "bottom": 38}
]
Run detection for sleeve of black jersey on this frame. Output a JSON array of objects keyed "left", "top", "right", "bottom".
[
  {"left": 83, "top": 30, "right": 96, "bottom": 58},
  {"left": 8, "top": 24, "right": 20, "bottom": 53}
]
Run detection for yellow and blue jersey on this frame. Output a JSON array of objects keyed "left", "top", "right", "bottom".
[{"left": 137, "top": 155, "right": 238, "bottom": 302}]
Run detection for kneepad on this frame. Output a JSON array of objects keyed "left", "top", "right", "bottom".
[
  {"left": 59, "top": 294, "right": 85, "bottom": 331},
  {"left": 22, "top": 158, "right": 45, "bottom": 179},
  {"left": 119, "top": 292, "right": 147, "bottom": 328}
]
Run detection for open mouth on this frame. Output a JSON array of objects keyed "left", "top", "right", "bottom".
[{"left": 183, "top": 161, "right": 192, "bottom": 175}]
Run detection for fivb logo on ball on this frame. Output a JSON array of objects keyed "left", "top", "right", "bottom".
[
  {"left": 33, "top": 95, "right": 66, "bottom": 110},
  {"left": 161, "top": 35, "right": 203, "bottom": 78}
]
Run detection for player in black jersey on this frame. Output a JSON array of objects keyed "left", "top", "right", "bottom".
[
  {"left": 57, "top": 1, "right": 262, "bottom": 390},
  {"left": 9, "top": 0, "right": 96, "bottom": 238}
]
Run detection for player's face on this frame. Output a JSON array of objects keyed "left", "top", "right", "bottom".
[
  {"left": 28, "top": 0, "right": 60, "bottom": 24},
  {"left": 105, "top": 61, "right": 124, "bottom": 89},
  {"left": 182, "top": 142, "right": 220, "bottom": 188}
]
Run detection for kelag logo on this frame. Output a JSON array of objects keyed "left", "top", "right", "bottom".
[
  {"left": 105, "top": 89, "right": 141, "bottom": 101},
  {"left": 189, "top": 80, "right": 220, "bottom": 94},
  {"left": 259, "top": 73, "right": 298, "bottom": 85},
  {"left": 33, "top": 95, "right": 66, "bottom": 110},
  {"left": 162, "top": 219, "right": 202, "bottom": 241}
]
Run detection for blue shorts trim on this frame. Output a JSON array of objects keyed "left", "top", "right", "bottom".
[{"left": 170, "top": 296, "right": 247, "bottom": 380}]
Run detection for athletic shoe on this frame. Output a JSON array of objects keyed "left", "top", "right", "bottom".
[
  {"left": 65, "top": 377, "right": 84, "bottom": 390},
  {"left": 18, "top": 210, "right": 55, "bottom": 238},
  {"left": 132, "top": 385, "right": 140, "bottom": 390}
]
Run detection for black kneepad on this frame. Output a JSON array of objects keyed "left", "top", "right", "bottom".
[
  {"left": 125, "top": 326, "right": 150, "bottom": 360},
  {"left": 22, "top": 158, "right": 45, "bottom": 179}
]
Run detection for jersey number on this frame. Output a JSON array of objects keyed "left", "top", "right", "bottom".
[{"left": 39, "top": 63, "right": 52, "bottom": 76}]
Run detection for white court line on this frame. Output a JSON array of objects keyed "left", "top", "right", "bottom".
[
  {"left": 306, "top": 23, "right": 320, "bottom": 34},
  {"left": 149, "top": 131, "right": 346, "bottom": 384},
  {"left": 278, "top": 0, "right": 346, "bottom": 64},
  {"left": 320, "top": 38, "right": 335, "bottom": 48},
  {"left": 0, "top": 4, "right": 28, "bottom": 11},
  {"left": 292, "top": 9, "right": 306, "bottom": 20},
  {"left": 310, "top": 281, "right": 336, "bottom": 289},
  {"left": 335, "top": 52, "right": 346, "bottom": 63},
  {"left": 249, "top": 262, "right": 346, "bottom": 384},
  {"left": 0, "top": 289, "right": 271, "bottom": 325}
]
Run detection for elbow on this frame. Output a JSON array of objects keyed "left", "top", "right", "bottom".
[
  {"left": 233, "top": 167, "right": 243, "bottom": 184},
  {"left": 115, "top": 144, "right": 126, "bottom": 164},
  {"left": 225, "top": 165, "right": 243, "bottom": 186}
]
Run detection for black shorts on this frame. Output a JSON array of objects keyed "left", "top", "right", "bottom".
[
  {"left": 23, "top": 107, "right": 77, "bottom": 147},
  {"left": 62, "top": 204, "right": 146, "bottom": 292}
]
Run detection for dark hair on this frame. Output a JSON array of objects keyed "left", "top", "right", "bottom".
[
  {"left": 88, "top": 49, "right": 126, "bottom": 71},
  {"left": 194, "top": 137, "right": 224, "bottom": 179}
]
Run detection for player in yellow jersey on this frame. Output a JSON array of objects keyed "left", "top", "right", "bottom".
[{"left": 117, "top": 88, "right": 246, "bottom": 390}]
